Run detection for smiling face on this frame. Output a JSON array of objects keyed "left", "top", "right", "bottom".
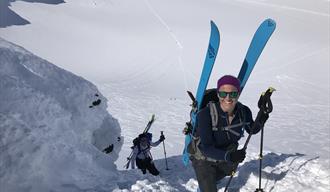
[{"left": 218, "top": 84, "right": 239, "bottom": 115}]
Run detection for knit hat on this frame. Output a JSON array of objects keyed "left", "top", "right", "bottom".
[{"left": 217, "top": 75, "right": 241, "bottom": 92}]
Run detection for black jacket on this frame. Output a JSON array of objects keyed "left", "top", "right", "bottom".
[{"left": 197, "top": 102, "right": 263, "bottom": 161}]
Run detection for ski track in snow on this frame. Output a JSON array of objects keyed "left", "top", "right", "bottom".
[
  {"left": 143, "top": 0, "right": 183, "bottom": 49},
  {"left": 144, "top": 0, "right": 190, "bottom": 91},
  {"left": 231, "top": 0, "right": 330, "bottom": 17},
  {"left": 254, "top": 46, "right": 330, "bottom": 80}
]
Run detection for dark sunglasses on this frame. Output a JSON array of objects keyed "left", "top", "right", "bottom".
[{"left": 218, "top": 91, "right": 239, "bottom": 99}]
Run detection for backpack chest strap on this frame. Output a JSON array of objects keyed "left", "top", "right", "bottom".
[
  {"left": 208, "top": 102, "right": 249, "bottom": 136},
  {"left": 220, "top": 122, "right": 247, "bottom": 136}
]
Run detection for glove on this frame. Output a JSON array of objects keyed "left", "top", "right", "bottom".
[
  {"left": 257, "top": 89, "right": 274, "bottom": 114},
  {"left": 257, "top": 110, "right": 269, "bottom": 125},
  {"left": 229, "top": 149, "right": 246, "bottom": 163},
  {"left": 183, "top": 122, "right": 193, "bottom": 135},
  {"left": 159, "top": 135, "right": 165, "bottom": 142}
]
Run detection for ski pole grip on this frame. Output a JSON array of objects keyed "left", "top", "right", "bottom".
[
  {"left": 259, "top": 87, "right": 275, "bottom": 114},
  {"left": 161, "top": 131, "right": 164, "bottom": 136}
]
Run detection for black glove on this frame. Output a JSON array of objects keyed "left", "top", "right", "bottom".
[
  {"left": 159, "top": 135, "right": 165, "bottom": 142},
  {"left": 257, "top": 88, "right": 274, "bottom": 114},
  {"left": 229, "top": 149, "right": 246, "bottom": 163},
  {"left": 256, "top": 110, "right": 269, "bottom": 125},
  {"left": 183, "top": 122, "right": 193, "bottom": 135}
]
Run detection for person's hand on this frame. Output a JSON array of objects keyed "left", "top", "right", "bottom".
[
  {"left": 257, "top": 87, "right": 275, "bottom": 114},
  {"left": 183, "top": 122, "right": 192, "bottom": 135},
  {"left": 257, "top": 110, "right": 269, "bottom": 125},
  {"left": 229, "top": 149, "right": 246, "bottom": 163},
  {"left": 159, "top": 135, "right": 165, "bottom": 142}
]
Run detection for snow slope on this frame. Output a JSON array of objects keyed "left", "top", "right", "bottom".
[
  {"left": 0, "top": 0, "right": 329, "bottom": 191},
  {"left": 0, "top": 37, "right": 122, "bottom": 192}
]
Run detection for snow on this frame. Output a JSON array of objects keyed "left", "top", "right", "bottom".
[
  {"left": 0, "top": 0, "right": 329, "bottom": 191},
  {"left": 0, "top": 38, "right": 122, "bottom": 191}
]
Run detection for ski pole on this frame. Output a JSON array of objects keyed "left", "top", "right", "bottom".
[
  {"left": 224, "top": 113, "right": 262, "bottom": 191},
  {"left": 224, "top": 87, "right": 275, "bottom": 192},
  {"left": 224, "top": 135, "right": 251, "bottom": 192},
  {"left": 161, "top": 131, "right": 169, "bottom": 170},
  {"left": 255, "top": 125, "right": 265, "bottom": 192},
  {"left": 124, "top": 150, "right": 134, "bottom": 169},
  {"left": 255, "top": 87, "right": 275, "bottom": 191}
]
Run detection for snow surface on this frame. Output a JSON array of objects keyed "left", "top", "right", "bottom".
[
  {"left": 1, "top": 0, "right": 330, "bottom": 191},
  {"left": 0, "top": 38, "right": 122, "bottom": 191}
]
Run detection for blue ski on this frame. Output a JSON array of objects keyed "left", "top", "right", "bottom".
[
  {"left": 238, "top": 18, "right": 276, "bottom": 91},
  {"left": 224, "top": 19, "right": 276, "bottom": 191},
  {"left": 182, "top": 21, "right": 220, "bottom": 166}
]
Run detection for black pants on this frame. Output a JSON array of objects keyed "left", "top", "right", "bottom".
[
  {"left": 192, "top": 158, "right": 236, "bottom": 192},
  {"left": 136, "top": 157, "right": 160, "bottom": 176}
]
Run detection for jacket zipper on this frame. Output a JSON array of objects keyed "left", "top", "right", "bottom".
[{"left": 225, "top": 110, "right": 238, "bottom": 140}]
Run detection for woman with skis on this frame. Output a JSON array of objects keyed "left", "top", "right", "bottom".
[
  {"left": 130, "top": 132, "right": 165, "bottom": 176},
  {"left": 191, "top": 75, "right": 272, "bottom": 192}
]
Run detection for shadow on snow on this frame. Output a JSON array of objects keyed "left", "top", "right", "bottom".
[
  {"left": 0, "top": 0, "right": 65, "bottom": 28},
  {"left": 218, "top": 152, "right": 319, "bottom": 192},
  {"left": 117, "top": 152, "right": 319, "bottom": 191}
]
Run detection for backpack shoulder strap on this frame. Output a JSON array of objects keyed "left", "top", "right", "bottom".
[
  {"left": 237, "top": 102, "right": 247, "bottom": 128},
  {"left": 208, "top": 101, "right": 219, "bottom": 131}
]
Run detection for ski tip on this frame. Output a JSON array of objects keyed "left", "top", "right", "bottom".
[
  {"left": 265, "top": 18, "right": 276, "bottom": 27},
  {"left": 210, "top": 20, "right": 219, "bottom": 31}
]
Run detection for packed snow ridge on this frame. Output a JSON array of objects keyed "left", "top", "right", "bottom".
[{"left": 0, "top": 37, "right": 122, "bottom": 192}]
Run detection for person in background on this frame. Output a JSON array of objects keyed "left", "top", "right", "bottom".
[{"left": 131, "top": 132, "right": 165, "bottom": 176}]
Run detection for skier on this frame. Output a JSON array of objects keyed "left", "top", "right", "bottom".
[
  {"left": 130, "top": 132, "right": 165, "bottom": 176},
  {"left": 190, "top": 75, "right": 271, "bottom": 192}
]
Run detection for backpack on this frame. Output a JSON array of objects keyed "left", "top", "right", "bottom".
[
  {"left": 187, "top": 89, "right": 245, "bottom": 162},
  {"left": 132, "top": 133, "right": 153, "bottom": 155}
]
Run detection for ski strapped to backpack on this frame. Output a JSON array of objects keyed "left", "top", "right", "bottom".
[
  {"left": 182, "top": 20, "right": 220, "bottom": 166},
  {"left": 124, "top": 114, "right": 156, "bottom": 169},
  {"left": 238, "top": 18, "right": 276, "bottom": 91}
]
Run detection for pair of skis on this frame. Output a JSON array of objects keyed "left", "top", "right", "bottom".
[{"left": 182, "top": 18, "right": 276, "bottom": 166}]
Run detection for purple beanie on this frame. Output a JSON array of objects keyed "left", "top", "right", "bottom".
[{"left": 217, "top": 75, "right": 241, "bottom": 92}]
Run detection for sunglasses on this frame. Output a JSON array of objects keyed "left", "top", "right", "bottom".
[{"left": 218, "top": 91, "right": 239, "bottom": 99}]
